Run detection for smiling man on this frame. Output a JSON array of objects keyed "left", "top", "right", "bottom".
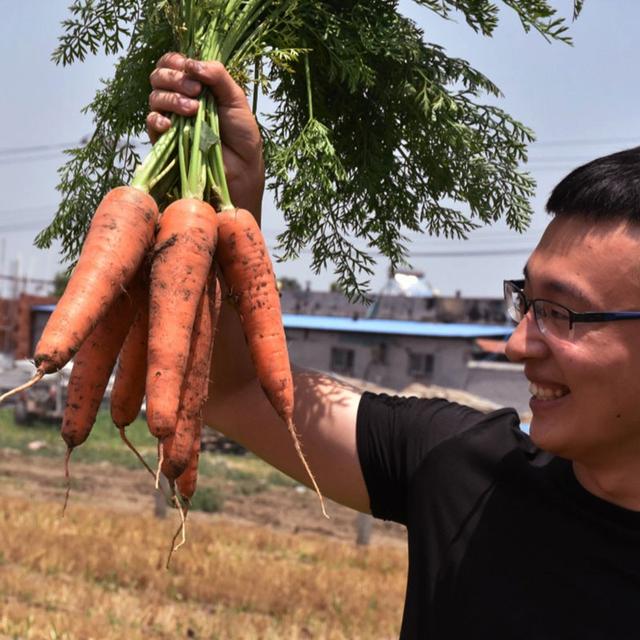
[{"left": 148, "top": 56, "right": 640, "bottom": 640}]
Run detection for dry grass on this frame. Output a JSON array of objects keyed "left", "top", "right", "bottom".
[{"left": 0, "top": 495, "right": 406, "bottom": 639}]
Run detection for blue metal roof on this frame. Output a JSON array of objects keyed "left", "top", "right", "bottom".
[
  {"left": 31, "top": 305, "right": 513, "bottom": 339},
  {"left": 283, "top": 314, "right": 513, "bottom": 339}
]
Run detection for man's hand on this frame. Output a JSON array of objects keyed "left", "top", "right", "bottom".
[{"left": 147, "top": 53, "right": 265, "bottom": 220}]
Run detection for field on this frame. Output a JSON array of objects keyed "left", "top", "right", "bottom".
[{"left": 0, "top": 409, "right": 407, "bottom": 639}]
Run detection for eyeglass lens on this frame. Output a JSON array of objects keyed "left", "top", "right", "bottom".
[{"left": 504, "top": 282, "right": 573, "bottom": 340}]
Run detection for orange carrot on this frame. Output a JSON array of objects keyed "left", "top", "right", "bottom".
[
  {"left": 37, "top": 187, "right": 158, "bottom": 376},
  {"left": 61, "top": 272, "right": 145, "bottom": 453},
  {"left": 161, "top": 270, "right": 221, "bottom": 480},
  {"left": 111, "top": 285, "right": 150, "bottom": 430},
  {"left": 215, "top": 208, "right": 327, "bottom": 517},
  {"left": 146, "top": 199, "right": 218, "bottom": 440},
  {"left": 175, "top": 429, "right": 202, "bottom": 503}
]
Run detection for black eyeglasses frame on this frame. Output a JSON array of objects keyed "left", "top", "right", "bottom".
[{"left": 503, "top": 279, "right": 640, "bottom": 331}]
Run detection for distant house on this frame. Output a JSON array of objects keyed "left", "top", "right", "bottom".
[
  {"left": 283, "top": 314, "right": 514, "bottom": 392},
  {"left": 12, "top": 291, "right": 529, "bottom": 414},
  {"left": 280, "top": 288, "right": 508, "bottom": 325},
  {"left": 0, "top": 295, "right": 58, "bottom": 359}
]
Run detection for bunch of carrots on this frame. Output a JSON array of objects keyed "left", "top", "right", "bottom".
[{"left": 0, "top": 0, "right": 326, "bottom": 556}]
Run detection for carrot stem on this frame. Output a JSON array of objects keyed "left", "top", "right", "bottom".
[
  {"left": 131, "top": 124, "right": 178, "bottom": 191},
  {"left": 208, "top": 98, "right": 233, "bottom": 209}
]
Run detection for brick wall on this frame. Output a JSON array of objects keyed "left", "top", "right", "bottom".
[{"left": 0, "top": 294, "right": 58, "bottom": 359}]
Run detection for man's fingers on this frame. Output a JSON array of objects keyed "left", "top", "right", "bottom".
[
  {"left": 148, "top": 89, "right": 199, "bottom": 116},
  {"left": 155, "top": 51, "right": 187, "bottom": 71},
  {"left": 184, "top": 59, "right": 249, "bottom": 109},
  {"left": 146, "top": 112, "right": 172, "bottom": 145},
  {"left": 150, "top": 68, "right": 202, "bottom": 96}
]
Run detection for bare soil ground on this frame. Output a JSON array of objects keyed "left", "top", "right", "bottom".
[{"left": 0, "top": 447, "right": 406, "bottom": 547}]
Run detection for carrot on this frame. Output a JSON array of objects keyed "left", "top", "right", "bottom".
[
  {"left": 175, "top": 429, "right": 202, "bottom": 503},
  {"left": 111, "top": 285, "right": 150, "bottom": 430},
  {"left": 0, "top": 186, "right": 158, "bottom": 404},
  {"left": 161, "top": 270, "right": 221, "bottom": 480},
  {"left": 61, "top": 272, "right": 145, "bottom": 450},
  {"left": 110, "top": 283, "right": 155, "bottom": 476},
  {"left": 167, "top": 432, "right": 201, "bottom": 563},
  {"left": 215, "top": 208, "right": 327, "bottom": 517},
  {"left": 60, "top": 271, "right": 144, "bottom": 510},
  {"left": 145, "top": 199, "right": 218, "bottom": 441}
]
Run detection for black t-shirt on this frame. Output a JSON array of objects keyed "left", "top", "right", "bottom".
[{"left": 356, "top": 392, "right": 640, "bottom": 639}]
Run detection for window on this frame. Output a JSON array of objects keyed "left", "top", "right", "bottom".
[
  {"left": 330, "top": 347, "right": 355, "bottom": 374},
  {"left": 408, "top": 352, "right": 434, "bottom": 377}
]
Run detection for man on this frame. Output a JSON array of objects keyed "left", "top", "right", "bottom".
[{"left": 148, "top": 54, "right": 640, "bottom": 639}]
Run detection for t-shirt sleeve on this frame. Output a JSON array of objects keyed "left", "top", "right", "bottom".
[{"left": 356, "top": 391, "right": 489, "bottom": 524}]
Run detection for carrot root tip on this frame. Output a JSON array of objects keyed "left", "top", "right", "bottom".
[
  {"left": 166, "top": 488, "right": 187, "bottom": 569},
  {"left": 0, "top": 370, "right": 45, "bottom": 405},
  {"left": 118, "top": 425, "right": 156, "bottom": 480},
  {"left": 155, "top": 441, "right": 165, "bottom": 490},
  {"left": 62, "top": 447, "right": 73, "bottom": 517},
  {"left": 286, "top": 418, "right": 329, "bottom": 520}
]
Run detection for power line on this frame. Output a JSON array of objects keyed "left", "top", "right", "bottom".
[
  {"left": 0, "top": 219, "right": 51, "bottom": 233},
  {"left": 0, "top": 151, "right": 67, "bottom": 165},
  {"left": 269, "top": 245, "right": 535, "bottom": 259},
  {"left": 531, "top": 136, "right": 640, "bottom": 148},
  {"left": 0, "top": 204, "right": 54, "bottom": 216},
  {"left": 0, "top": 141, "right": 78, "bottom": 156},
  {"left": 0, "top": 274, "right": 55, "bottom": 286}
]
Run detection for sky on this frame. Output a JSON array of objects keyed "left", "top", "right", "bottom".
[{"left": 1, "top": 1, "right": 639, "bottom": 300}]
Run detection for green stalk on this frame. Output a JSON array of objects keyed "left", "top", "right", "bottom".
[
  {"left": 185, "top": 98, "right": 207, "bottom": 199},
  {"left": 177, "top": 117, "right": 189, "bottom": 196},
  {"left": 208, "top": 96, "right": 233, "bottom": 209},
  {"left": 304, "top": 52, "right": 314, "bottom": 121},
  {"left": 148, "top": 157, "right": 177, "bottom": 192},
  {"left": 218, "top": 0, "right": 272, "bottom": 63},
  {"left": 131, "top": 125, "right": 178, "bottom": 191},
  {"left": 252, "top": 57, "right": 260, "bottom": 116}
]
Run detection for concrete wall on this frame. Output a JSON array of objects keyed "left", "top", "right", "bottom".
[
  {"left": 286, "top": 328, "right": 472, "bottom": 391},
  {"left": 464, "top": 361, "right": 530, "bottom": 416}
]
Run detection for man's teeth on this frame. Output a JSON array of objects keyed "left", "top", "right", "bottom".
[{"left": 528, "top": 382, "right": 569, "bottom": 400}]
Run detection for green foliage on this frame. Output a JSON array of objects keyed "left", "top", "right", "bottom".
[
  {"left": 52, "top": 271, "right": 70, "bottom": 297},
  {"left": 37, "top": 0, "right": 585, "bottom": 298},
  {"left": 189, "top": 485, "right": 225, "bottom": 512},
  {"left": 278, "top": 276, "right": 302, "bottom": 291}
]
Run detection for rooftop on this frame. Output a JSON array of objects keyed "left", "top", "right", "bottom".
[
  {"left": 31, "top": 305, "right": 513, "bottom": 339},
  {"left": 282, "top": 314, "right": 513, "bottom": 338}
]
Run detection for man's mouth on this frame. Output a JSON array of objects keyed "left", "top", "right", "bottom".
[{"left": 528, "top": 382, "right": 570, "bottom": 401}]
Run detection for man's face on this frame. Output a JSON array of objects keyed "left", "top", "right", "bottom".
[{"left": 505, "top": 215, "right": 640, "bottom": 465}]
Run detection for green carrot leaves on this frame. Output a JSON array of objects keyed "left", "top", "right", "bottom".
[{"left": 39, "top": 0, "right": 585, "bottom": 299}]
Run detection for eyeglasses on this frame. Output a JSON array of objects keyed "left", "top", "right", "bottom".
[{"left": 503, "top": 279, "right": 640, "bottom": 341}]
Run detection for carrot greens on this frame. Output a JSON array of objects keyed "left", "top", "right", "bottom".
[{"left": 37, "top": 0, "right": 586, "bottom": 300}]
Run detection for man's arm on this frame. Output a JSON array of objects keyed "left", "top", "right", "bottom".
[{"left": 148, "top": 54, "right": 370, "bottom": 514}]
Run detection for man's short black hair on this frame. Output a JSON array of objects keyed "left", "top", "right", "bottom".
[{"left": 546, "top": 146, "right": 640, "bottom": 221}]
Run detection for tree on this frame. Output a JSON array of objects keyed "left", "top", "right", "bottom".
[
  {"left": 52, "top": 271, "right": 70, "bottom": 298},
  {"left": 278, "top": 277, "right": 303, "bottom": 292},
  {"left": 35, "top": 0, "right": 585, "bottom": 300}
]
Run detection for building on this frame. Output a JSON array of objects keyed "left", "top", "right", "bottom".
[
  {"left": 284, "top": 313, "right": 514, "bottom": 390},
  {"left": 5, "top": 285, "right": 530, "bottom": 415},
  {"left": 0, "top": 294, "right": 58, "bottom": 360}
]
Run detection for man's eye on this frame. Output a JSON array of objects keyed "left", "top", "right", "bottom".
[{"left": 547, "top": 305, "right": 569, "bottom": 321}]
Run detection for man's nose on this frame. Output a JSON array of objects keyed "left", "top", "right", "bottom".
[{"left": 504, "top": 310, "right": 549, "bottom": 362}]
